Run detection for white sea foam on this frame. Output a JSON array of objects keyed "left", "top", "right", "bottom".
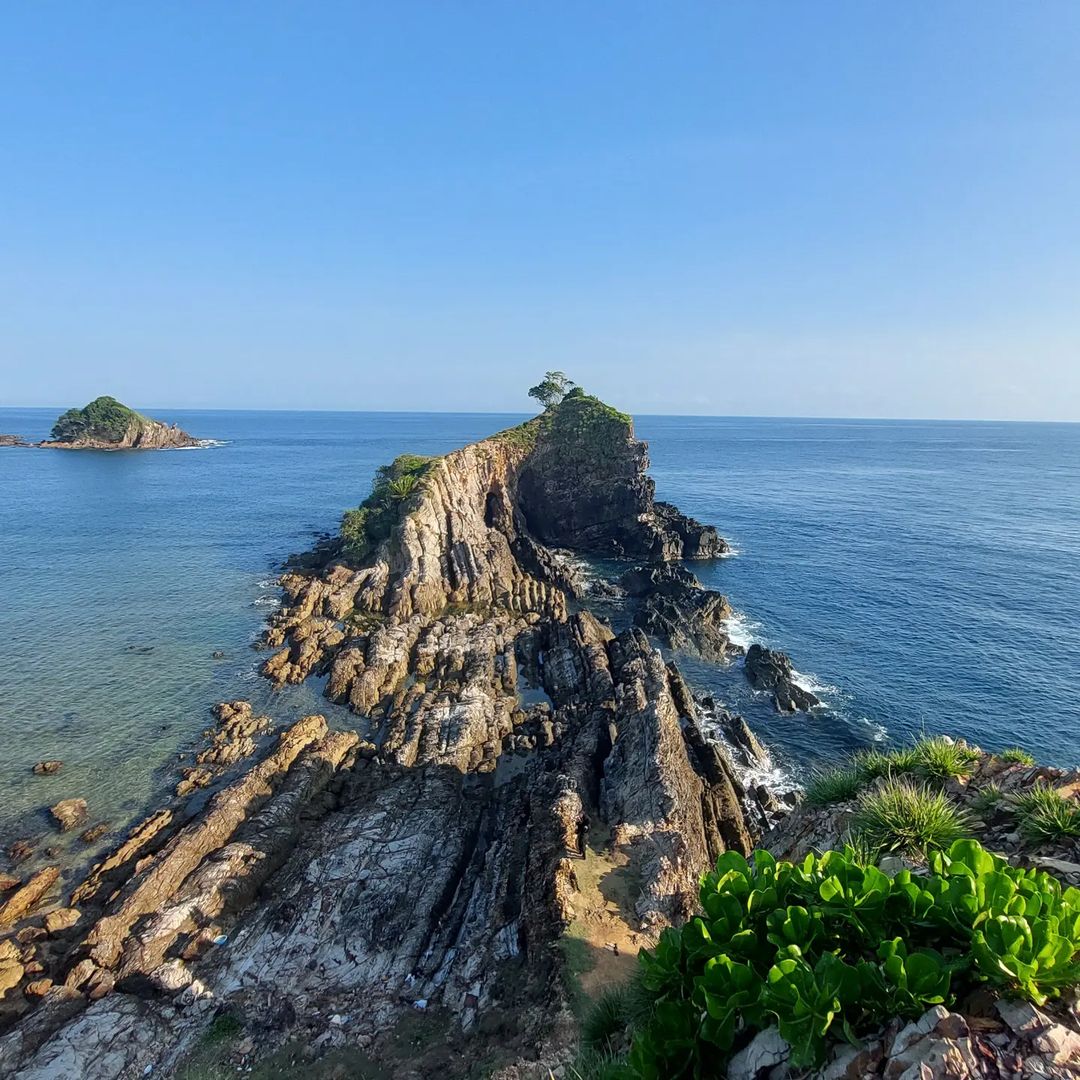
[
  {"left": 856, "top": 716, "right": 889, "bottom": 742},
  {"left": 167, "top": 439, "right": 228, "bottom": 450},
  {"left": 256, "top": 578, "right": 281, "bottom": 590},
  {"left": 253, "top": 596, "right": 281, "bottom": 608},
  {"left": 790, "top": 669, "right": 839, "bottom": 698},
  {"left": 723, "top": 610, "right": 762, "bottom": 650}
]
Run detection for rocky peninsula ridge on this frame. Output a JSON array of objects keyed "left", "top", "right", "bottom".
[{"left": 0, "top": 390, "right": 1078, "bottom": 1078}]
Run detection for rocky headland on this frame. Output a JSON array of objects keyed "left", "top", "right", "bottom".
[
  {"left": 13, "top": 396, "right": 202, "bottom": 450},
  {"left": 0, "top": 389, "right": 1077, "bottom": 1079},
  {"left": 0, "top": 390, "right": 772, "bottom": 1077}
]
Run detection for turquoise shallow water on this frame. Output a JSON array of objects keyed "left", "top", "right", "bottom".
[{"left": 1, "top": 408, "right": 1078, "bottom": 854}]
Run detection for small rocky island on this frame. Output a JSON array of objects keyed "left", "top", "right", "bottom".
[
  {"left": 0, "top": 382, "right": 1078, "bottom": 1078},
  {"left": 1, "top": 396, "right": 200, "bottom": 450}
]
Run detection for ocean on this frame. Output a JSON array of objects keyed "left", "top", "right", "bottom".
[{"left": 1, "top": 407, "right": 1078, "bottom": 855}]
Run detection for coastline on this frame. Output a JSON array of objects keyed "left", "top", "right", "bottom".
[{"left": 0, "top": 401, "right": 1077, "bottom": 1077}]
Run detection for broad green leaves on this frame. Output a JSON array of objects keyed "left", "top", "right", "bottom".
[{"left": 626, "top": 839, "right": 1080, "bottom": 1078}]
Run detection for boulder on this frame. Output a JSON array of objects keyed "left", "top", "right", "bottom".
[
  {"left": 32, "top": 761, "right": 63, "bottom": 776},
  {"left": 744, "top": 644, "right": 820, "bottom": 712},
  {"left": 50, "top": 798, "right": 88, "bottom": 832},
  {"left": 44, "top": 908, "right": 81, "bottom": 936}
]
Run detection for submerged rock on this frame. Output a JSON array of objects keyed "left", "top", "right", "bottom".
[{"left": 31, "top": 761, "right": 62, "bottom": 776}]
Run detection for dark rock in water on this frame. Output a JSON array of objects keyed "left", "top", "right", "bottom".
[
  {"left": 211, "top": 650, "right": 226, "bottom": 660},
  {"left": 8, "top": 840, "right": 34, "bottom": 863},
  {"left": 718, "top": 712, "right": 771, "bottom": 769},
  {"left": 621, "top": 563, "right": 739, "bottom": 661},
  {"left": 744, "top": 644, "right": 820, "bottom": 713},
  {"left": 32, "top": 760, "right": 63, "bottom": 776},
  {"left": 79, "top": 823, "right": 110, "bottom": 844}
]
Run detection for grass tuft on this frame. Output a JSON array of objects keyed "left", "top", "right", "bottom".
[
  {"left": 852, "top": 777, "right": 975, "bottom": 859},
  {"left": 1000, "top": 747, "right": 1036, "bottom": 766},
  {"left": 912, "top": 736, "right": 981, "bottom": 783},
  {"left": 1010, "top": 782, "right": 1080, "bottom": 842},
  {"left": 804, "top": 764, "right": 864, "bottom": 807},
  {"left": 970, "top": 782, "right": 1004, "bottom": 815}
]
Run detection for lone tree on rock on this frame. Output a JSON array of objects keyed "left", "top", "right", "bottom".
[{"left": 528, "top": 371, "right": 575, "bottom": 410}]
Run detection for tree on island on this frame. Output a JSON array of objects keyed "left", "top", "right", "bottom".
[
  {"left": 528, "top": 371, "right": 576, "bottom": 410},
  {"left": 50, "top": 396, "right": 144, "bottom": 442}
]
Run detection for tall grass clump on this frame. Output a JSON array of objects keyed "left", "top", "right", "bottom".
[
  {"left": 970, "top": 782, "right": 1004, "bottom": 815},
  {"left": 912, "top": 736, "right": 981, "bottom": 782},
  {"left": 804, "top": 763, "right": 864, "bottom": 807},
  {"left": 852, "top": 777, "right": 974, "bottom": 858},
  {"left": 854, "top": 744, "right": 920, "bottom": 781},
  {"left": 1011, "top": 782, "right": 1080, "bottom": 842},
  {"left": 1001, "top": 746, "right": 1036, "bottom": 766}
]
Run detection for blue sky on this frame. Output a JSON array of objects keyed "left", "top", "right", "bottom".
[{"left": 3, "top": 3, "right": 1079, "bottom": 419}]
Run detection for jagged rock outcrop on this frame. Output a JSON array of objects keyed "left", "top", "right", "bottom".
[
  {"left": 744, "top": 642, "right": 820, "bottom": 712},
  {"left": 517, "top": 393, "right": 727, "bottom": 560},
  {"left": 0, "top": 435, "right": 31, "bottom": 448},
  {"left": 37, "top": 396, "right": 200, "bottom": 450},
  {"left": 621, "top": 563, "right": 741, "bottom": 661},
  {"left": 0, "top": 394, "right": 760, "bottom": 1077}
]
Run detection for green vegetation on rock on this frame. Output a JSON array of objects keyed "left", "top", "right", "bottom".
[
  {"left": 1011, "top": 782, "right": 1080, "bottom": 842},
  {"left": 49, "top": 395, "right": 147, "bottom": 442},
  {"left": 527, "top": 369, "right": 576, "bottom": 409},
  {"left": 804, "top": 735, "right": 982, "bottom": 808},
  {"left": 851, "top": 776, "right": 975, "bottom": 859},
  {"left": 340, "top": 453, "right": 434, "bottom": 562},
  {"left": 1001, "top": 746, "right": 1036, "bottom": 766},
  {"left": 589, "top": 840, "right": 1080, "bottom": 1077}
]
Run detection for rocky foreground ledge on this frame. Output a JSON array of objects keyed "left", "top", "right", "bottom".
[{"left": 0, "top": 392, "right": 780, "bottom": 1077}]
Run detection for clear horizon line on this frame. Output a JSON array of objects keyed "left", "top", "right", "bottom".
[{"left": 3, "top": 403, "right": 1079, "bottom": 426}]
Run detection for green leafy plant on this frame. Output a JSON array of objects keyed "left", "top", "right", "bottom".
[
  {"left": 852, "top": 776, "right": 974, "bottom": 859},
  {"left": 1010, "top": 782, "right": 1080, "bottom": 842},
  {"left": 1001, "top": 747, "right": 1036, "bottom": 766},
  {"left": 339, "top": 454, "right": 433, "bottom": 561},
  {"left": 616, "top": 840, "right": 1080, "bottom": 1077}
]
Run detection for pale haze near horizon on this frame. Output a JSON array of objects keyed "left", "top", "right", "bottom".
[{"left": 3, "top": 4, "right": 1079, "bottom": 421}]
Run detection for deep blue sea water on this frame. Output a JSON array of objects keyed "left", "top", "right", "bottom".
[{"left": 2, "top": 408, "right": 1078, "bottom": 854}]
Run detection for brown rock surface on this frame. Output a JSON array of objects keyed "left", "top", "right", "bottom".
[
  {"left": 0, "top": 868, "right": 60, "bottom": 928},
  {"left": 49, "top": 798, "right": 88, "bottom": 832},
  {"left": 0, "top": 396, "right": 764, "bottom": 1078}
]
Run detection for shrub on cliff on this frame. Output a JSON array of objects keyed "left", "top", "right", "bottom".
[
  {"left": 604, "top": 840, "right": 1080, "bottom": 1076},
  {"left": 340, "top": 454, "right": 432, "bottom": 561},
  {"left": 50, "top": 395, "right": 145, "bottom": 442},
  {"left": 851, "top": 776, "right": 974, "bottom": 858}
]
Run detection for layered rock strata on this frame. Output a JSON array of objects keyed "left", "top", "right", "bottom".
[{"left": 0, "top": 396, "right": 763, "bottom": 1077}]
